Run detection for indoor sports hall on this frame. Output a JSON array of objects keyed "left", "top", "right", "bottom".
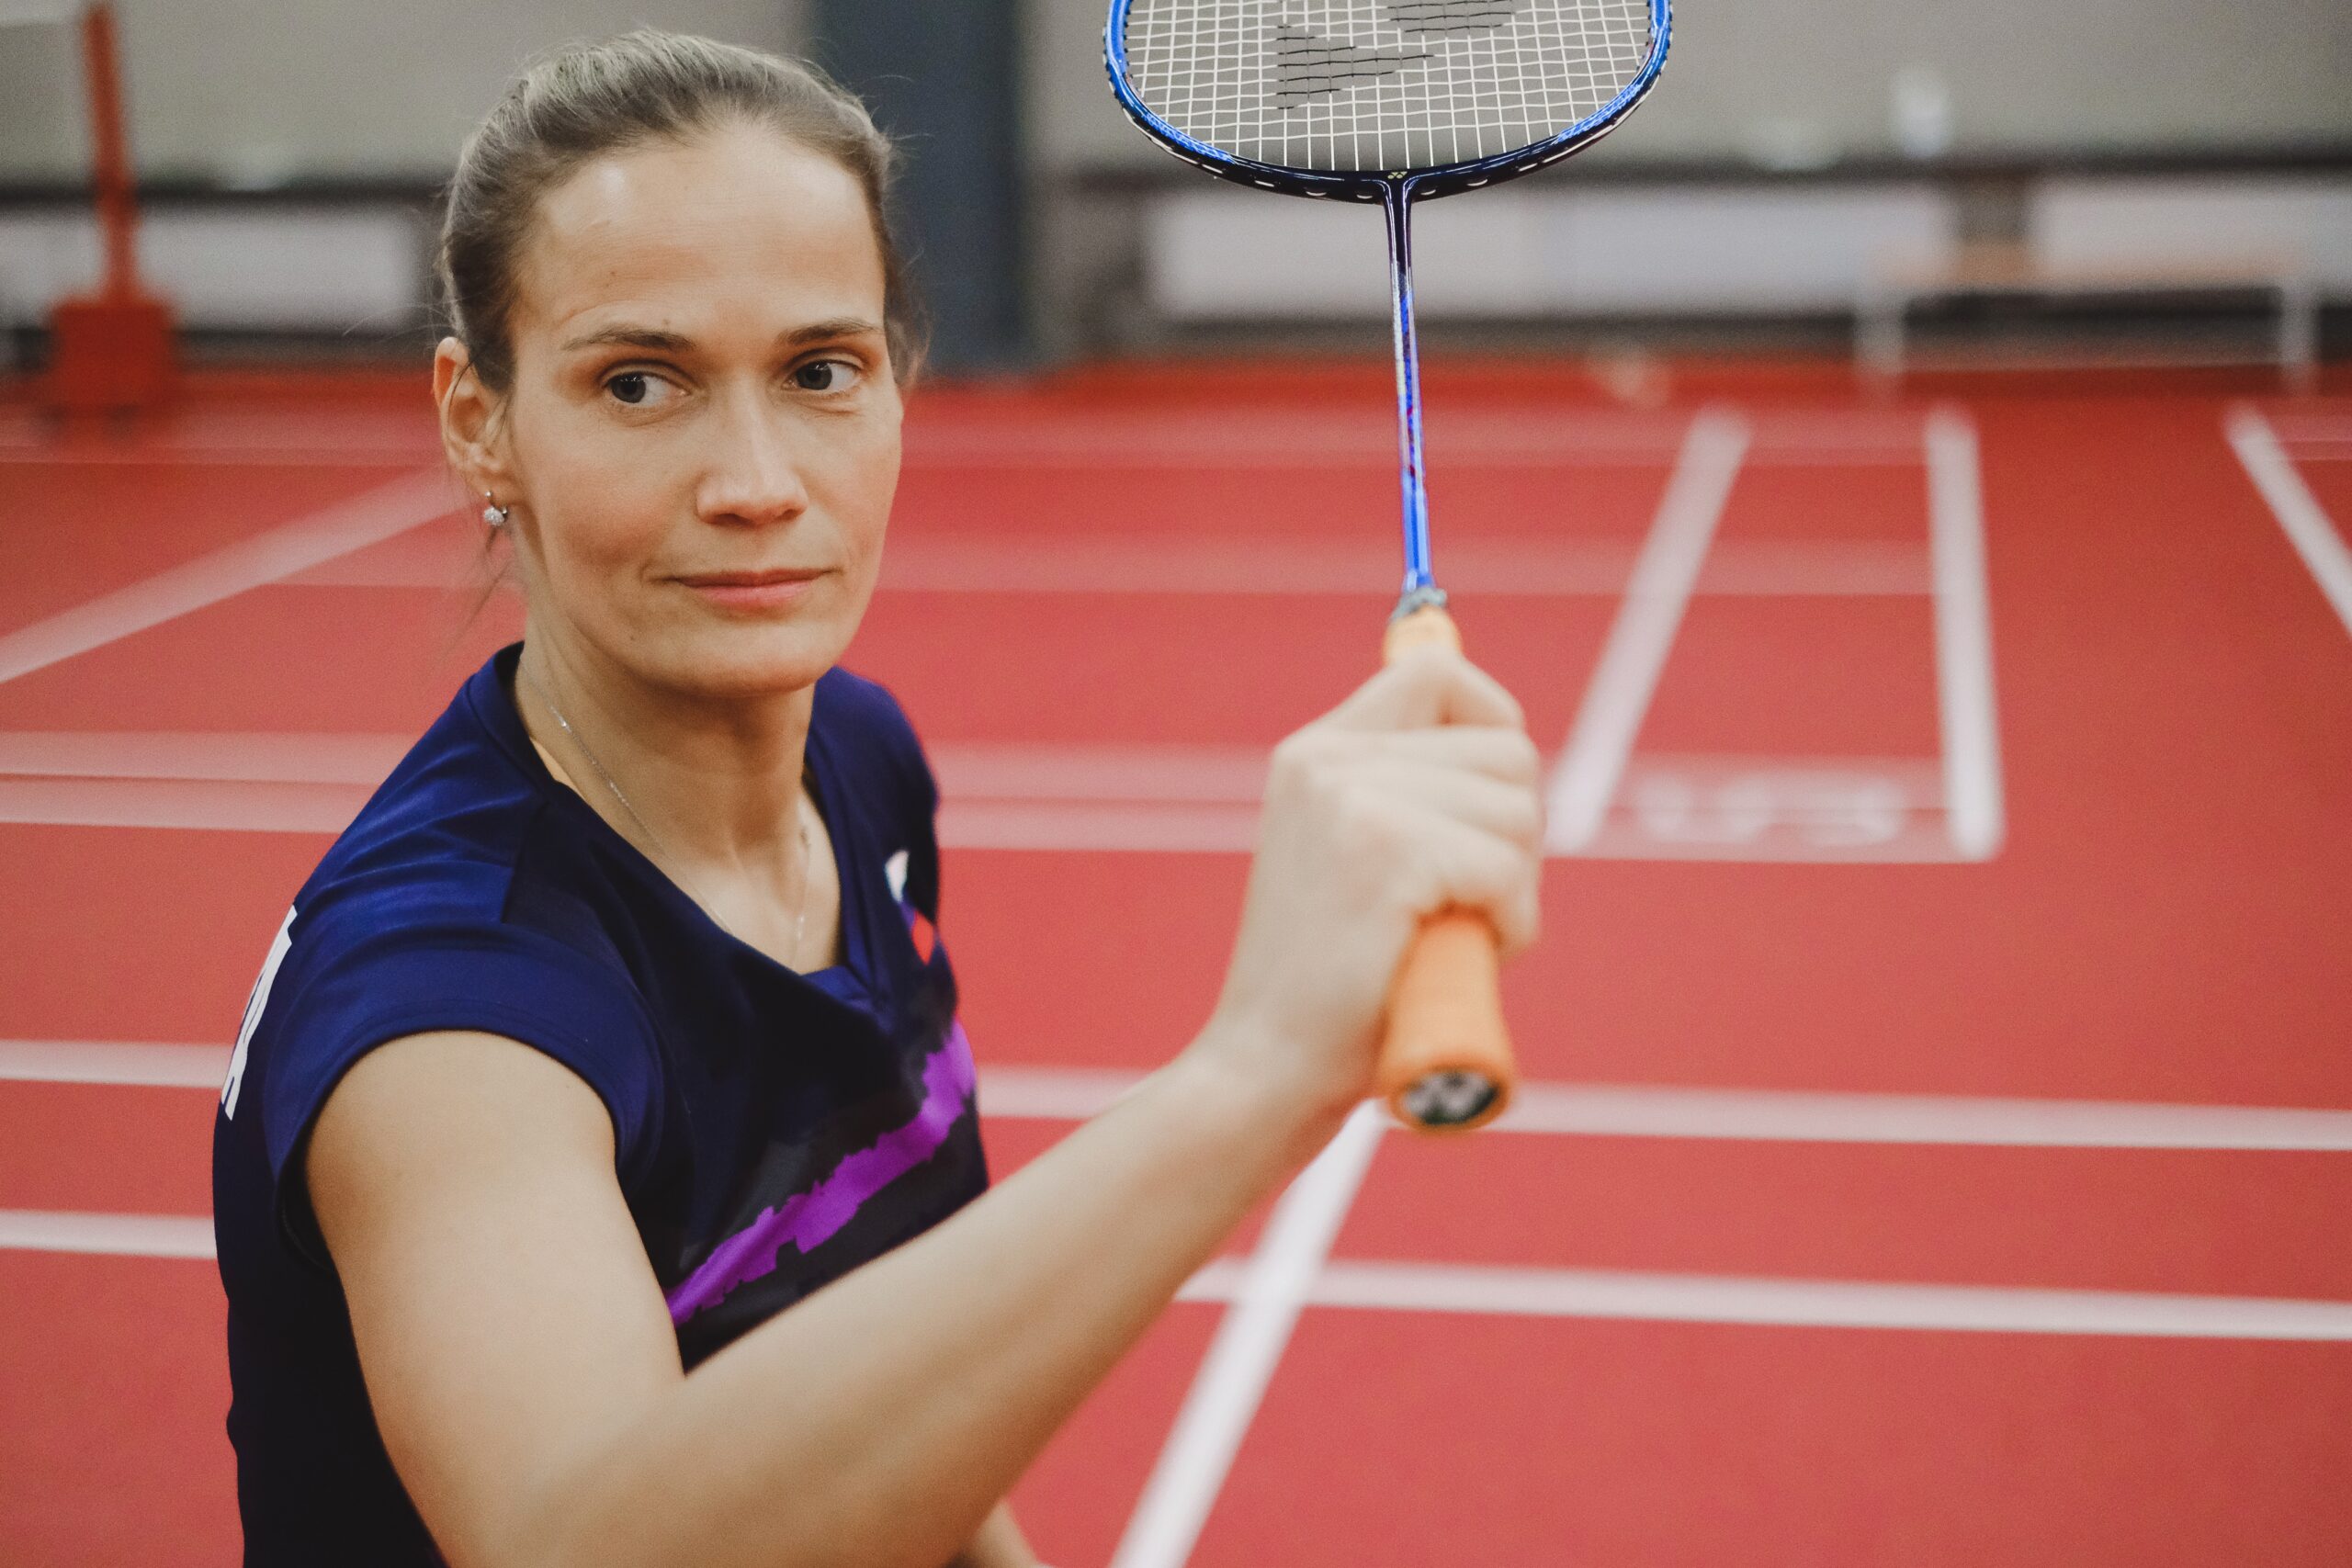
[{"left": 3, "top": 3, "right": 2348, "bottom": 1564}]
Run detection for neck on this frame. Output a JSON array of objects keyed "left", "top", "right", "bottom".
[{"left": 514, "top": 629, "right": 815, "bottom": 870}]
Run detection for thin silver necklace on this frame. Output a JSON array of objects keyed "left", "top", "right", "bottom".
[{"left": 518, "top": 660, "right": 813, "bottom": 963}]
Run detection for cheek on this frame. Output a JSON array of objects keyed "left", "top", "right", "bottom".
[
  {"left": 516, "top": 420, "right": 676, "bottom": 614},
  {"left": 832, "top": 432, "right": 903, "bottom": 566}
]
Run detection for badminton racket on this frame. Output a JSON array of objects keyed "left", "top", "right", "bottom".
[{"left": 1106, "top": 0, "right": 1672, "bottom": 1131}]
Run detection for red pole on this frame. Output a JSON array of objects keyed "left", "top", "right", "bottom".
[
  {"left": 44, "top": 0, "right": 174, "bottom": 416},
  {"left": 81, "top": 2, "right": 139, "bottom": 301}
]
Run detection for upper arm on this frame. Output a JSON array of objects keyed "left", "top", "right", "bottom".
[{"left": 307, "top": 1030, "right": 684, "bottom": 1568}]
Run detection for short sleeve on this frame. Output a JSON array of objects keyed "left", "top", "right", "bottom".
[{"left": 254, "top": 919, "right": 664, "bottom": 1267}]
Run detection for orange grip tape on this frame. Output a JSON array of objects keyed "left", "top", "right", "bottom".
[{"left": 1374, "top": 604, "right": 1517, "bottom": 1132}]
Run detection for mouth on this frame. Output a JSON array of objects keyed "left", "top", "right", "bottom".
[{"left": 673, "top": 567, "right": 830, "bottom": 613}]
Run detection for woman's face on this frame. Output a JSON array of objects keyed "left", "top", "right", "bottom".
[{"left": 468, "top": 122, "right": 902, "bottom": 701}]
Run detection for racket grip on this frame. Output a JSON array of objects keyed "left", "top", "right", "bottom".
[{"left": 1375, "top": 603, "right": 1518, "bottom": 1132}]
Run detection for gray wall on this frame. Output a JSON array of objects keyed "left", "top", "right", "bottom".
[
  {"left": 1037, "top": 0, "right": 2352, "bottom": 172},
  {"left": 0, "top": 0, "right": 811, "bottom": 183},
  {"left": 6, "top": 0, "right": 2348, "bottom": 187}
]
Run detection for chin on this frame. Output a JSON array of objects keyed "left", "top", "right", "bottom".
[{"left": 644, "top": 620, "right": 851, "bottom": 701}]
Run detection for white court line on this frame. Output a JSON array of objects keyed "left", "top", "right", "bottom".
[
  {"left": 2, "top": 739, "right": 1958, "bottom": 853},
  {"left": 1496, "top": 1080, "right": 2352, "bottom": 1151},
  {"left": 11, "top": 1202, "right": 2346, "bottom": 1340},
  {"left": 1110, "top": 1103, "right": 1385, "bottom": 1568},
  {"left": 0, "top": 468, "right": 457, "bottom": 688},
  {"left": 0, "top": 730, "right": 409, "bottom": 782},
  {"left": 1545, "top": 410, "right": 1751, "bottom": 852},
  {"left": 0, "top": 777, "right": 373, "bottom": 832},
  {"left": 1924, "top": 408, "right": 2007, "bottom": 862},
  {"left": 898, "top": 411, "right": 1926, "bottom": 469},
  {"left": 288, "top": 531, "right": 1928, "bottom": 599},
  {"left": 0, "top": 1041, "right": 233, "bottom": 1089},
  {"left": 2227, "top": 405, "right": 2352, "bottom": 644},
  {"left": 18, "top": 1044, "right": 2348, "bottom": 1151},
  {"left": 1176, "top": 1258, "right": 2352, "bottom": 1342},
  {"left": 0, "top": 446, "right": 429, "bottom": 468},
  {"left": 884, "top": 536, "right": 1926, "bottom": 599},
  {"left": 0, "top": 1210, "right": 215, "bottom": 1259},
  {"left": 961, "top": 1065, "right": 2352, "bottom": 1153},
  {"left": 939, "top": 802, "right": 1261, "bottom": 854}
]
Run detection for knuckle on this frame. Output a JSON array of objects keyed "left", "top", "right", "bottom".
[
  {"left": 1270, "top": 732, "right": 1334, "bottom": 794},
  {"left": 1334, "top": 785, "right": 1406, "bottom": 853}
]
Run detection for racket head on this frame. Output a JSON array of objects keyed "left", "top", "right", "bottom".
[{"left": 1106, "top": 0, "right": 1671, "bottom": 203}]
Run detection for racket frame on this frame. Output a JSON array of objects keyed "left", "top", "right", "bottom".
[{"left": 1103, "top": 0, "right": 1672, "bottom": 206}]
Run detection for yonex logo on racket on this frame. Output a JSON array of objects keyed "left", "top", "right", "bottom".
[{"left": 1271, "top": 2, "right": 1533, "bottom": 109}]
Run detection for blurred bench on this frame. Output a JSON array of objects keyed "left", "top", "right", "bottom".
[{"left": 1858, "top": 239, "right": 2320, "bottom": 387}]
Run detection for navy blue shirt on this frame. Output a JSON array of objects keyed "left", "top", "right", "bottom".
[{"left": 211, "top": 644, "right": 989, "bottom": 1565}]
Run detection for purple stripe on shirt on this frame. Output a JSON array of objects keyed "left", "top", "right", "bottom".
[{"left": 666, "top": 1021, "right": 978, "bottom": 1325}]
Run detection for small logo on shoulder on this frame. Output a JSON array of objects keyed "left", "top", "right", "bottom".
[{"left": 884, "top": 849, "right": 938, "bottom": 964}]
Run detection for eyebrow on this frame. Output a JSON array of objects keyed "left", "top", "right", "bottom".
[
  {"left": 559, "top": 324, "right": 691, "bottom": 354},
  {"left": 557, "top": 318, "right": 886, "bottom": 354}
]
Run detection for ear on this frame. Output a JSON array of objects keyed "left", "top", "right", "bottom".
[{"left": 433, "top": 337, "right": 514, "bottom": 503}]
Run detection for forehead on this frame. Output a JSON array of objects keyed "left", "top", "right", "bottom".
[{"left": 514, "top": 124, "right": 885, "bottom": 339}]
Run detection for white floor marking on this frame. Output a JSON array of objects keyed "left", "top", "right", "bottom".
[
  {"left": 2, "top": 737, "right": 1961, "bottom": 856},
  {"left": 1588, "top": 753, "right": 1960, "bottom": 863},
  {"left": 0, "top": 446, "right": 428, "bottom": 468},
  {"left": 0, "top": 776, "right": 372, "bottom": 832},
  {"left": 898, "top": 408, "right": 1932, "bottom": 470},
  {"left": 1176, "top": 1258, "right": 2352, "bottom": 1341},
  {"left": 968, "top": 1065, "right": 2352, "bottom": 1153},
  {"left": 0, "top": 1210, "right": 215, "bottom": 1259},
  {"left": 17, "top": 1043, "right": 2347, "bottom": 1152},
  {"left": 0, "top": 1041, "right": 232, "bottom": 1088},
  {"left": 1109, "top": 1104, "right": 1386, "bottom": 1568},
  {"left": 1490, "top": 1080, "right": 2352, "bottom": 1152},
  {"left": 1546, "top": 411, "right": 1751, "bottom": 852},
  {"left": 0, "top": 730, "right": 410, "bottom": 782},
  {"left": 939, "top": 802, "right": 1262, "bottom": 854},
  {"left": 277, "top": 531, "right": 1928, "bottom": 599},
  {"left": 0, "top": 468, "right": 455, "bottom": 688},
  {"left": 2227, "top": 405, "right": 2352, "bottom": 643},
  {"left": 1924, "top": 408, "right": 2007, "bottom": 862},
  {"left": 902, "top": 410, "right": 1691, "bottom": 468},
  {"left": 15, "top": 1202, "right": 2346, "bottom": 1340}
]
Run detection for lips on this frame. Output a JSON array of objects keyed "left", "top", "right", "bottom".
[
  {"left": 675, "top": 568, "right": 827, "bottom": 588},
  {"left": 673, "top": 567, "right": 829, "bottom": 612}
]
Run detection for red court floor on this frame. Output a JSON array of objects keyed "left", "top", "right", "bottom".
[{"left": 2, "top": 362, "right": 2350, "bottom": 1566}]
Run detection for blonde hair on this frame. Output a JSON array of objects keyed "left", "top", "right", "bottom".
[{"left": 437, "top": 30, "right": 924, "bottom": 390}]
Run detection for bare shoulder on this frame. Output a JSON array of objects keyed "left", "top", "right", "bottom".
[
  {"left": 303, "top": 1031, "right": 681, "bottom": 1568},
  {"left": 307, "top": 1030, "right": 616, "bottom": 1252}
]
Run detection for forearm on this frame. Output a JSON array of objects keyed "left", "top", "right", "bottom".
[{"left": 515, "top": 1037, "right": 1339, "bottom": 1568}]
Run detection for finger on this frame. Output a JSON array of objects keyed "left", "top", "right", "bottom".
[
  {"left": 1400, "top": 814, "right": 1544, "bottom": 956},
  {"left": 1321, "top": 649, "right": 1525, "bottom": 734},
  {"left": 1351, "top": 761, "right": 1544, "bottom": 852},
  {"left": 1312, "top": 725, "right": 1543, "bottom": 788}
]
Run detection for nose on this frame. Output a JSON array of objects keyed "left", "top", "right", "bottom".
[{"left": 695, "top": 383, "right": 811, "bottom": 529}]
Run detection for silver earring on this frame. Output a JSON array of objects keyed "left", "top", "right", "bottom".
[{"left": 482, "top": 492, "right": 509, "bottom": 528}]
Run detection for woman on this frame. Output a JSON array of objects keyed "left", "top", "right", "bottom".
[{"left": 211, "top": 32, "right": 1543, "bottom": 1568}]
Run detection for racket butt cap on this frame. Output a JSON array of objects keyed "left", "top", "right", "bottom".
[{"left": 1390, "top": 1069, "right": 1508, "bottom": 1132}]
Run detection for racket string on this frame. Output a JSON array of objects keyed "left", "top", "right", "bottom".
[{"left": 1126, "top": 0, "right": 1652, "bottom": 175}]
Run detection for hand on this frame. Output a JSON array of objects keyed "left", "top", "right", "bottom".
[{"left": 1192, "top": 648, "right": 1544, "bottom": 1125}]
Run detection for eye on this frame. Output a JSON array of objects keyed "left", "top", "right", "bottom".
[
  {"left": 604, "top": 370, "right": 678, "bottom": 409},
  {"left": 792, "top": 359, "right": 863, "bottom": 393}
]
